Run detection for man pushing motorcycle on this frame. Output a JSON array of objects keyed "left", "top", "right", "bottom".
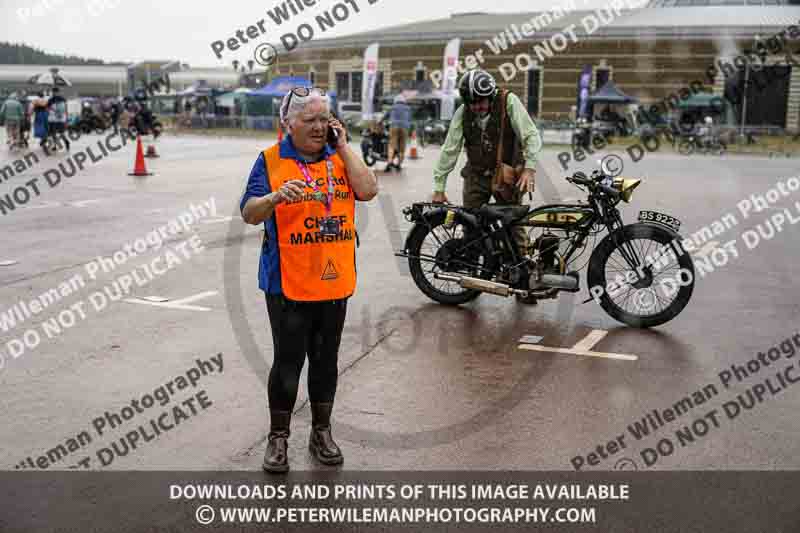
[{"left": 431, "top": 69, "right": 543, "bottom": 303}]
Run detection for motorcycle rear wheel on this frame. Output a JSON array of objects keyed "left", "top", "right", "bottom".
[{"left": 406, "top": 211, "right": 495, "bottom": 305}]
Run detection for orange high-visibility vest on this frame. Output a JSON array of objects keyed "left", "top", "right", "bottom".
[{"left": 264, "top": 145, "right": 357, "bottom": 301}]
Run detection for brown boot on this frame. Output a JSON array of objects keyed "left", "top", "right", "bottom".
[
  {"left": 309, "top": 402, "right": 343, "bottom": 465},
  {"left": 262, "top": 410, "right": 291, "bottom": 473}
]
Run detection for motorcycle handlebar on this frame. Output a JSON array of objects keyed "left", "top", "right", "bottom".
[
  {"left": 566, "top": 173, "right": 592, "bottom": 186},
  {"left": 567, "top": 173, "right": 620, "bottom": 199}
]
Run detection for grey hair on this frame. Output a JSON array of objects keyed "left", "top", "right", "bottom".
[{"left": 280, "top": 89, "right": 330, "bottom": 126}]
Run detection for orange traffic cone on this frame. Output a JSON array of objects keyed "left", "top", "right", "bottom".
[
  {"left": 129, "top": 136, "right": 153, "bottom": 176},
  {"left": 409, "top": 130, "right": 419, "bottom": 160},
  {"left": 144, "top": 136, "right": 159, "bottom": 158}
]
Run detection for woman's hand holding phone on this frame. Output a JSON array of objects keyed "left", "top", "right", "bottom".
[{"left": 327, "top": 118, "right": 347, "bottom": 150}]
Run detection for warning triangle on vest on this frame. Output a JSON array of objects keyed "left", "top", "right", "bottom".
[{"left": 321, "top": 259, "right": 339, "bottom": 280}]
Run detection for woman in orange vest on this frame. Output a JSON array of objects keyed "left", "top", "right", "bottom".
[{"left": 241, "top": 88, "right": 378, "bottom": 473}]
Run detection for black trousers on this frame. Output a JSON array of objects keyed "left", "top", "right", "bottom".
[
  {"left": 265, "top": 294, "right": 348, "bottom": 412},
  {"left": 47, "top": 124, "right": 70, "bottom": 151}
]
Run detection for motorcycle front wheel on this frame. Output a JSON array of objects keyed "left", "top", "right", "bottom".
[
  {"left": 587, "top": 223, "right": 694, "bottom": 328},
  {"left": 406, "top": 211, "right": 496, "bottom": 305}
]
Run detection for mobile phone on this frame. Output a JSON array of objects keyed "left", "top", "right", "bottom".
[{"left": 327, "top": 121, "right": 339, "bottom": 148}]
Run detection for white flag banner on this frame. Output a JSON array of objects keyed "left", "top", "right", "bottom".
[
  {"left": 440, "top": 38, "right": 461, "bottom": 120},
  {"left": 361, "top": 43, "right": 380, "bottom": 121}
]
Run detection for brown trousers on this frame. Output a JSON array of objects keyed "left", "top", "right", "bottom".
[{"left": 462, "top": 169, "right": 530, "bottom": 254}]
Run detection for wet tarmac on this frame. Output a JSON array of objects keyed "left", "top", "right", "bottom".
[{"left": 1, "top": 130, "right": 799, "bottom": 472}]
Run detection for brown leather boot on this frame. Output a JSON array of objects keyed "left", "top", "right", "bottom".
[
  {"left": 262, "top": 410, "right": 291, "bottom": 473},
  {"left": 309, "top": 402, "right": 343, "bottom": 465}
]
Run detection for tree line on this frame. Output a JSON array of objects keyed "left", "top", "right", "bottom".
[{"left": 0, "top": 42, "right": 123, "bottom": 65}]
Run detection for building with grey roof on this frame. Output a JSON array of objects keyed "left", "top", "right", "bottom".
[
  {"left": 267, "top": 2, "right": 800, "bottom": 131},
  {"left": 0, "top": 62, "right": 240, "bottom": 99}
]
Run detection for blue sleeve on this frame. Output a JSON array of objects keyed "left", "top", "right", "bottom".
[{"left": 240, "top": 153, "right": 271, "bottom": 214}]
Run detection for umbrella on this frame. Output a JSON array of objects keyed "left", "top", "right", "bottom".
[{"left": 28, "top": 68, "right": 72, "bottom": 87}]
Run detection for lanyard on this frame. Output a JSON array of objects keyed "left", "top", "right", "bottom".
[{"left": 294, "top": 158, "right": 335, "bottom": 215}]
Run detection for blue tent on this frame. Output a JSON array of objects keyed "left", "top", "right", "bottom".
[
  {"left": 588, "top": 81, "right": 639, "bottom": 104},
  {"left": 250, "top": 76, "right": 312, "bottom": 97}
]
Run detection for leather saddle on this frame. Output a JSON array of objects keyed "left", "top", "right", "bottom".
[{"left": 476, "top": 204, "right": 530, "bottom": 224}]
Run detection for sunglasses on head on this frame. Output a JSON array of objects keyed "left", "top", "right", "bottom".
[{"left": 283, "top": 86, "right": 327, "bottom": 119}]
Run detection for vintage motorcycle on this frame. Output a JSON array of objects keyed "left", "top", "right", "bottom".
[{"left": 396, "top": 164, "right": 695, "bottom": 328}]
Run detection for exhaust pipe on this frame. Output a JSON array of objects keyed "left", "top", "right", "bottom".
[
  {"left": 434, "top": 273, "right": 525, "bottom": 297},
  {"left": 533, "top": 273, "right": 580, "bottom": 292}
]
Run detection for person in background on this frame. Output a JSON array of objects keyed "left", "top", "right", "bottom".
[
  {"left": 119, "top": 104, "right": 132, "bottom": 132},
  {"left": 0, "top": 93, "right": 25, "bottom": 148},
  {"left": 110, "top": 99, "right": 121, "bottom": 134},
  {"left": 47, "top": 87, "right": 70, "bottom": 151},
  {"left": 698, "top": 115, "right": 714, "bottom": 149},
  {"left": 240, "top": 88, "right": 378, "bottom": 473},
  {"left": 32, "top": 92, "right": 49, "bottom": 152},
  {"left": 183, "top": 100, "right": 193, "bottom": 127},
  {"left": 386, "top": 94, "right": 411, "bottom": 172}
]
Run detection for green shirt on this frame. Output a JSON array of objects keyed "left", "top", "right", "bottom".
[
  {"left": 0, "top": 99, "right": 24, "bottom": 122},
  {"left": 433, "top": 92, "right": 542, "bottom": 193}
]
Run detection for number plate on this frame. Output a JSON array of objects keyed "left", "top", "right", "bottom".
[{"left": 638, "top": 210, "right": 681, "bottom": 231}]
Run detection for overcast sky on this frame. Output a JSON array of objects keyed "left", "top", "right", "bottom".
[{"left": 1, "top": 0, "right": 615, "bottom": 68}]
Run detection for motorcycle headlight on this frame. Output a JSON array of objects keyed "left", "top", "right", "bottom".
[{"left": 612, "top": 177, "right": 642, "bottom": 203}]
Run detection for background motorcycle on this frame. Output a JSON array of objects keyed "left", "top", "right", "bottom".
[
  {"left": 571, "top": 119, "right": 608, "bottom": 151},
  {"left": 132, "top": 107, "right": 163, "bottom": 139},
  {"left": 419, "top": 119, "right": 449, "bottom": 146},
  {"left": 360, "top": 116, "right": 392, "bottom": 167},
  {"left": 678, "top": 134, "right": 726, "bottom": 156},
  {"left": 396, "top": 164, "right": 695, "bottom": 328}
]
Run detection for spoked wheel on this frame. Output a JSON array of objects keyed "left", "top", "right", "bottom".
[
  {"left": 587, "top": 223, "right": 694, "bottom": 328},
  {"left": 407, "top": 212, "right": 496, "bottom": 305}
]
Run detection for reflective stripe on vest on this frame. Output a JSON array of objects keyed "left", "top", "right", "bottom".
[{"left": 263, "top": 145, "right": 356, "bottom": 301}]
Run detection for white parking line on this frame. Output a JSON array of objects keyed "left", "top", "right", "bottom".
[
  {"left": 202, "top": 216, "right": 234, "bottom": 224},
  {"left": 70, "top": 199, "right": 103, "bottom": 207},
  {"left": 693, "top": 240, "right": 720, "bottom": 258},
  {"left": 571, "top": 329, "right": 608, "bottom": 351},
  {"left": 519, "top": 329, "right": 637, "bottom": 361},
  {"left": 0, "top": 260, "right": 19, "bottom": 266},
  {"left": 25, "top": 201, "right": 61, "bottom": 210},
  {"left": 124, "top": 291, "right": 218, "bottom": 311}
]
